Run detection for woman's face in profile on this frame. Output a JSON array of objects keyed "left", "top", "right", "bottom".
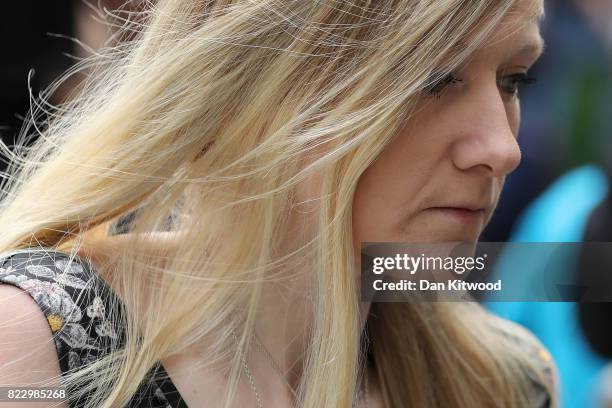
[{"left": 352, "top": 0, "right": 545, "bottom": 247}]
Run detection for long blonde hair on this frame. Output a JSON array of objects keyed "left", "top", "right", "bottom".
[{"left": 0, "top": 0, "right": 555, "bottom": 407}]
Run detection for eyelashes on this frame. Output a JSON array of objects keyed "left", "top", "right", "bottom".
[
  {"left": 497, "top": 73, "right": 537, "bottom": 96},
  {"left": 425, "top": 73, "right": 463, "bottom": 98},
  {"left": 425, "top": 71, "right": 537, "bottom": 98}
]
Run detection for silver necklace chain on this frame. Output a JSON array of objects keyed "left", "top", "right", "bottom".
[
  {"left": 231, "top": 329, "right": 369, "bottom": 408},
  {"left": 231, "top": 330, "right": 264, "bottom": 408},
  {"left": 252, "top": 331, "right": 299, "bottom": 401}
]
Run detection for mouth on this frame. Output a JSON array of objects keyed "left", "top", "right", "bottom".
[{"left": 425, "top": 206, "right": 486, "bottom": 225}]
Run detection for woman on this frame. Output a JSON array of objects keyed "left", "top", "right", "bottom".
[{"left": 0, "top": 0, "right": 557, "bottom": 407}]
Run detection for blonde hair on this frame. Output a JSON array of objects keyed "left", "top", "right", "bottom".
[{"left": 0, "top": 0, "right": 556, "bottom": 407}]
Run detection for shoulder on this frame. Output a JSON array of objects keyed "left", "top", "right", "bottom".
[
  {"left": 485, "top": 312, "right": 559, "bottom": 407},
  {"left": 0, "top": 248, "right": 172, "bottom": 407},
  {"left": 0, "top": 284, "right": 69, "bottom": 407},
  {"left": 0, "top": 249, "right": 124, "bottom": 375}
]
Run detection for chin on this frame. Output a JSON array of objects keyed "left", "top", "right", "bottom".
[{"left": 405, "top": 225, "right": 483, "bottom": 243}]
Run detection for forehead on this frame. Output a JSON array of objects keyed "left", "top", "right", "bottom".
[
  {"left": 467, "top": 0, "right": 545, "bottom": 62},
  {"left": 441, "top": 0, "right": 545, "bottom": 65},
  {"left": 493, "top": 0, "right": 545, "bottom": 41},
  {"left": 509, "top": 0, "right": 545, "bottom": 22}
]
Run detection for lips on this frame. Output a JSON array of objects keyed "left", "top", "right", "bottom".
[{"left": 426, "top": 206, "right": 486, "bottom": 225}]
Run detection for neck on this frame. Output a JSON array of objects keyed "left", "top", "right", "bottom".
[
  {"left": 238, "top": 202, "right": 372, "bottom": 404},
  {"left": 253, "top": 281, "right": 312, "bottom": 392},
  {"left": 248, "top": 273, "right": 372, "bottom": 403}
]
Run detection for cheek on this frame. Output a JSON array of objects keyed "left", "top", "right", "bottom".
[
  {"left": 352, "top": 168, "right": 398, "bottom": 279},
  {"left": 351, "top": 164, "right": 394, "bottom": 246},
  {"left": 351, "top": 129, "right": 438, "bottom": 247}
]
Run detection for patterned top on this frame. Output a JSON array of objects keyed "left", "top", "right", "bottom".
[
  {"left": 0, "top": 248, "right": 557, "bottom": 407},
  {"left": 0, "top": 248, "right": 187, "bottom": 408}
]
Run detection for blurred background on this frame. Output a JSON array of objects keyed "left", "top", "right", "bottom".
[
  {"left": 0, "top": 0, "right": 610, "bottom": 407},
  {"left": 481, "top": 2, "right": 612, "bottom": 408},
  {"left": 0, "top": 1, "right": 138, "bottom": 148}
]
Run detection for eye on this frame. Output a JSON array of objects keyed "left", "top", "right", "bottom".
[
  {"left": 425, "top": 72, "right": 463, "bottom": 98},
  {"left": 497, "top": 73, "right": 537, "bottom": 97}
]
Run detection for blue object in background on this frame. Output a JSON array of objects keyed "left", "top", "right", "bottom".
[{"left": 485, "top": 164, "right": 611, "bottom": 408}]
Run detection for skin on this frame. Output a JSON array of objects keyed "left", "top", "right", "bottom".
[
  {"left": 270, "top": 1, "right": 545, "bottom": 406},
  {"left": 154, "top": 1, "right": 547, "bottom": 407},
  {"left": 1, "top": 2, "right": 548, "bottom": 408},
  {"left": 352, "top": 10, "right": 545, "bottom": 247}
]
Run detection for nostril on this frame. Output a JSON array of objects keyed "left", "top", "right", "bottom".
[{"left": 450, "top": 129, "right": 522, "bottom": 177}]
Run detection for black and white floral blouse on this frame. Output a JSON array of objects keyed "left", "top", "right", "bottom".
[
  {"left": 0, "top": 248, "right": 557, "bottom": 407},
  {"left": 0, "top": 248, "right": 187, "bottom": 408}
]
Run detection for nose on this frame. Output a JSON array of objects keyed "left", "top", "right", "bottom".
[{"left": 450, "top": 83, "right": 522, "bottom": 177}]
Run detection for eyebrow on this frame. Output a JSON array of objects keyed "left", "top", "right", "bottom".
[
  {"left": 449, "top": 35, "right": 546, "bottom": 67},
  {"left": 511, "top": 7, "right": 546, "bottom": 61},
  {"left": 515, "top": 36, "right": 546, "bottom": 60}
]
